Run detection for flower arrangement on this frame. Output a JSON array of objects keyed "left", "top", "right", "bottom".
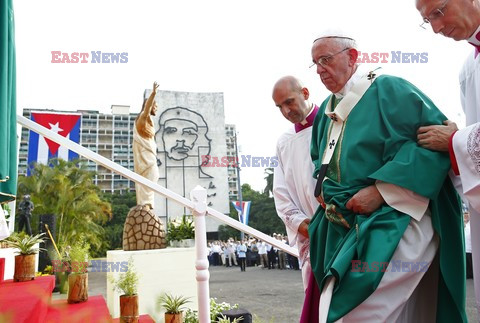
[{"left": 167, "top": 215, "right": 195, "bottom": 242}]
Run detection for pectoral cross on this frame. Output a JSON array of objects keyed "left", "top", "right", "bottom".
[
  {"left": 330, "top": 114, "right": 338, "bottom": 122},
  {"left": 329, "top": 139, "right": 336, "bottom": 149}
]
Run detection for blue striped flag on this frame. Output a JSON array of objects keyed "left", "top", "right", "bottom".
[
  {"left": 232, "top": 201, "right": 251, "bottom": 225},
  {"left": 27, "top": 111, "right": 81, "bottom": 174}
]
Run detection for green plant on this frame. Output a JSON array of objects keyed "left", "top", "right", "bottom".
[
  {"left": 167, "top": 215, "right": 195, "bottom": 242},
  {"left": 109, "top": 257, "right": 139, "bottom": 296},
  {"left": 43, "top": 265, "right": 54, "bottom": 275},
  {"left": 2, "top": 203, "right": 11, "bottom": 215},
  {"left": 7, "top": 233, "right": 46, "bottom": 255},
  {"left": 17, "top": 159, "right": 112, "bottom": 253},
  {"left": 184, "top": 298, "right": 238, "bottom": 323},
  {"left": 217, "top": 314, "right": 243, "bottom": 323},
  {"left": 157, "top": 292, "right": 191, "bottom": 314},
  {"left": 67, "top": 238, "right": 90, "bottom": 274}
]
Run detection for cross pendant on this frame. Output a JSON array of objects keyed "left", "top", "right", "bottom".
[{"left": 329, "top": 139, "right": 335, "bottom": 149}]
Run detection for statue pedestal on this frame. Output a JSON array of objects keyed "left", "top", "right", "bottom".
[{"left": 106, "top": 248, "right": 197, "bottom": 322}]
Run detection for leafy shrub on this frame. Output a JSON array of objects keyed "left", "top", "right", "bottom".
[
  {"left": 109, "top": 257, "right": 139, "bottom": 296},
  {"left": 167, "top": 215, "right": 195, "bottom": 242}
]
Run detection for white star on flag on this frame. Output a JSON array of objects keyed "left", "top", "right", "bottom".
[{"left": 48, "top": 122, "right": 63, "bottom": 134}]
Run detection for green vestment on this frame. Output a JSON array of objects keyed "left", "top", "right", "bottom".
[
  {"left": 309, "top": 75, "right": 466, "bottom": 322},
  {"left": 0, "top": 0, "right": 17, "bottom": 204}
]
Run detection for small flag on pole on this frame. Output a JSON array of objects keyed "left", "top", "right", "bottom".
[{"left": 232, "top": 201, "right": 251, "bottom": 225}]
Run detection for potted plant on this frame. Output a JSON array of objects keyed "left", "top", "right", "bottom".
[
  {"left": 157, "top": 292, "right": 191, "bottom": 323},
  {"left": 110, "top": 257, "right": 139, "bottom": 323},
  {"left": 167, "top": 215, "right": 195, "bottom": 247},
  {"left": 7, "top": 233, "right": 45, "bottom": 282},
  {"left": 67, "top": 239, "right": 89, "bottom": 303}
]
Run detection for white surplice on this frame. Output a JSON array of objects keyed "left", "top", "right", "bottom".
[
  {"left": 273, "top": 126, "right": 319, "bottom": 290},
  {"left": 455, "top": 47, "right": 480, "bottom": 313}
]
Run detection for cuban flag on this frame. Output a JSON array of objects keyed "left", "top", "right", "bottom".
[
  {"left": 232, "top": 201, "right": 251, "bottom": 225},
  {"left": 27, "top": 111, "right": 81, "bottom": 175}
]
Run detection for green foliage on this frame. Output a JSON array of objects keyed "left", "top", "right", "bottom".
[
  {"left": 43, "top": 265, "right": 53, "bottom": 275},
  {"left": 67, "top": 238, "right": 89, "bottom": 274},
  {"left": 218, "top": 224, "right": 241, "bottom": 241},
  {"left": 109, "top": 257, "right": 139, "bottom": 296},
  {"left": 2, "top": 203, "right": 11, "bottom": 213},
  {"left": 93, "top": 191, "right": 136, "bottom": 257},
  {"left": 17, "top": 159, "right": 112, "bottom": 255},
  {"left": 7, "top": 233, "right": 46, "bottom": 255},
  {"left": 157, "top": 293, "right": 191, "bottom": 314},
  {"left": 167, "top": 215, "right": 195, "bottom": 242},
  {"left": 217, "top": 314, "right": 244, "bottom": 323},
  {"left": 263, "top": 167, "right": 274, "bottom": 196},
  {"left": 184, "top": 298, "right": 238, "bottom": 323}
]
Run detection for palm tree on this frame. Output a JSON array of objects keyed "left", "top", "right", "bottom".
[
  {"left": 264, "top": 167, "right": 274, "bottom": 196},
  {"left": 17, "top": 159, "right": 112, "bottom": 252}
]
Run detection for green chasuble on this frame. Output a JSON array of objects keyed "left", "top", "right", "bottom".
[
  {"left": 0, "top": 0, "right": 17, "bottom": 204},
  {"left": 309, "top": 75, "right": 466, "bottom": 322}
]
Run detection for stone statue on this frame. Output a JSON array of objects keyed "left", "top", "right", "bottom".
[
  {"left": 133, "top": 81, "right": 160, "bottom": 210},
  {"left": 123, "top": 82, "right": 167, "bottom": 251},
  {"left": 18, "top": 194, "right": 34, "bottom": 235}
]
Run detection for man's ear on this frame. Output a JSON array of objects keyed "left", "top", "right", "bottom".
[
  {"left": 302, "top": 87, "right": 310, "bottom": 100},
  {"left": 348, "top": 48, "right": 359, "bottom": 66}
]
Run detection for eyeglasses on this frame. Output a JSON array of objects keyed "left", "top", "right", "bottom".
[
  {"left": 310, "top": 48, "right": 350, "bottom": 68},
  {"left": 419, "top": 0, "right": 448, "bottom": 29}
]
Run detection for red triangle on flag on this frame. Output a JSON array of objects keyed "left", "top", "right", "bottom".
[{"left": 31, "top": 112, "right": 81, "bottom": 155}]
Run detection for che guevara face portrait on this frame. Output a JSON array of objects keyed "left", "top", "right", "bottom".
[
  {"left": 162, "top": 119, "right": 199, "bottom": 160},
  {"left": 157, "top": 107, "right": 211, "bottom": 162}
]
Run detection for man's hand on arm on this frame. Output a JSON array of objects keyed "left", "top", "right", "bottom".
[
  {"left": 298, "top": 219, "right": 310, "bottom": 239},
  {"left": 316, "top": 195, "right": 326, "bottom": 209},
  {"left": 417, "top": 120, "right": 458, "bottom": 152},
  {"left": 346, "top": 185, "right": 385, "bottom": 215}
]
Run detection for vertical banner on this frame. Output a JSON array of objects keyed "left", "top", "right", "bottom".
[
  {"left": 232, "top": 201, "right": 251, "bottom": 226},
  {"left": 27, "top": 111, "right": 81, "bottom": 174},
  {"left": 0, "top": 0, "right": 17, "bottom": 204}
]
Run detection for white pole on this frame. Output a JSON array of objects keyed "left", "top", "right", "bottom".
[{"left": 191, "top": 185, "right": 211, "bottom": 323}]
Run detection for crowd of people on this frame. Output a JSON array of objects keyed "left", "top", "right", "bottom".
[{"left": 207, "top": 234, "right": 300, "bottom": 272}]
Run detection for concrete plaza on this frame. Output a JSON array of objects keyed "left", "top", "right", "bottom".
[{"left": 86, "top": 264, "right": 478, "bottom": 322}]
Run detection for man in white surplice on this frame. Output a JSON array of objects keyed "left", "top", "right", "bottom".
[
  {"left": 271, "top": 76, "right": 320, "bottom": 290},
  {"left": 415, "top": 0, "right": 480, "bottom": 313}
]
